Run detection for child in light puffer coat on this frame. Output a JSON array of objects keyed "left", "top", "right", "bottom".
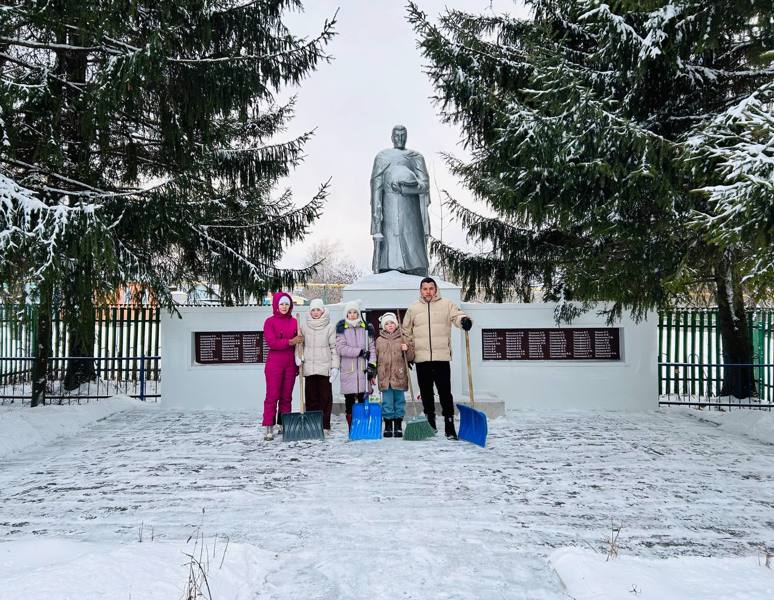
[
  {"left": 375, "top": 312, "right": 414, "bottom": 438},
  {"left": 297, "top": 299, "right": 339, "bottom": 433},
  {"left": 335, "top": 300, "right": 376, "bottom": 432}
]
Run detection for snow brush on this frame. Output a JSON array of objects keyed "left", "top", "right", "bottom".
[{"left": 402, "top": 350, "right": 435, "bottom": 441}]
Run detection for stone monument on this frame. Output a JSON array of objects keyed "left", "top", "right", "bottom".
[{"left": 370, "top": 125, "right": 431, "bottom": 276}]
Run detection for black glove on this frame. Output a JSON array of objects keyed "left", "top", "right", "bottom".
[
  {"left": 461, "top": 317, "right": 473, "bottom": 331},
  {"left": 367, "top": 364, "right": 377, "bottom": 379},
  {"left": 359, "top": 349, "right": 370, "bottom": 361}
]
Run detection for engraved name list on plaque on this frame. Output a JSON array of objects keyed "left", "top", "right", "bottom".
[
  {"left": 194, "top": 331, "right": 270, "bottom": 364},
  {"left": 481, "top": 328, "right": 621, "bottom": 361}
]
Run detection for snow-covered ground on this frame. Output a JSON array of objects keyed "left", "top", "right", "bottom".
[
  {"left": 1, "top": 404, "right": 773, "bottom": 599},
  {"left": 684, "top": 407, "right": 774, "bottom": 446},
  {"left": 550, "top": 548, "right": 774, "bottom": 599},
  {"left": 0, "top": 397, "right": 139, "bottom": 459},
  {"left": 0, "top": 538, "right": 267, "bottom": 600}
]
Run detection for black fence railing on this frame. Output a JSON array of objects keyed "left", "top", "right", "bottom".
[
  {"left": 0, "top": 356, "right": 160, "bottom": 405},
  {"left": 658, "top": 361, "right": 773, "bottom": 410},
  {"left": 0, "top": 304, "right": 161, "bottom": 382},
  {"left": 658, "top": 309, "right": 774, "bottom": 402}
]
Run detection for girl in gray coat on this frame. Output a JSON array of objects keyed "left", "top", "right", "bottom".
[{"left": 335, "top": 300, "right": 376, "bottom": 431}]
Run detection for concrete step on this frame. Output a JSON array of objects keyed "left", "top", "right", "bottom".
[{"left": 329, "top": 395, "right": 505, "bottom": 418}]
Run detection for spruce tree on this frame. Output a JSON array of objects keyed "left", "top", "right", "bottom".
[
  {"left": 1, "top": 1, "right": 335, "bottom": 402},
  {"left": 689, "top": 79, "right": 774, "bottom": 295},
  {"left": 409, "top": 0, "right": 773, "bottom": 398}
]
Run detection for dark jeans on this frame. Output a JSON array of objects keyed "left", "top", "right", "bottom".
[
  {"left": 344, "top": 393, "right": 365, "bottom": 416},
  {"left": 305, "top": 375, "right": 332, "bottom": 429},
  {"left": 415, "top": 361, "right": 454, "bottom": 418}
]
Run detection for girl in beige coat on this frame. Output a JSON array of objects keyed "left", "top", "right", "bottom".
[
  {"left": 375, "top": 312, "right": 415, "bottom": 438},
  {"left": 297, "top": 299, "right": 339, "bottom": 431}
]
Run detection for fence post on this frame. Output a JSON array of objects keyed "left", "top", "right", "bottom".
[
  {"left": 690, "top": 309, "right": 701, "bottom": 396},
  {"left": 768, "top": 310, "right": 773, "bottom": 404},
  {"left": 658, "top": 311, "right": 663, "bottom": 395},
  {"left": 665, "top": 311, "right": 672, "bottom": 395},
  {"left": 139, "top": 354, "right": 146, "bottom": 402}
]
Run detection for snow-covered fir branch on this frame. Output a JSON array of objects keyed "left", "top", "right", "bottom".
[
  {"left": 688, "top": 80, "right": 774, "bottom": 283},
  {"left": 1, "top": 0, "right": 334, "bottom": 312}
]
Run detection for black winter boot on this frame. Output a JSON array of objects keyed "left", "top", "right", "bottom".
[
  {"left": 444, "top": 416, "right": 458, "bottom": 440},
  {"left": 383, "top": 418, "right": 394, "bottom": 438},
  {"left": 394, "top": 418, "right": 403, "bottom": 438},
  {"left": 426, "top": 413, "right": 437, "bottom": 431}
]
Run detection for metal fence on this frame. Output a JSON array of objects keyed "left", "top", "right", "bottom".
[
  {"left": 658, "top": 309, "right": 774, "bottom": 408},
  {"left": 0, "top": 356, "right": 160, "bottom": 405},
  {"left": 0, "top": 304, "right": 161, "bottom": 383}
]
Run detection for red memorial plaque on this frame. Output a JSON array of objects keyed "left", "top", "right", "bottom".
[
  {"left": 194, "top": 331, "right": 269, "bottom": 364},
  {"left": 481, "top": 328, "right": 621, "bottom": 361}
]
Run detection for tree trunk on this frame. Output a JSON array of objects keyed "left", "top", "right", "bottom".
[
  {"left": 64, "top": 307, "right": 96, "bottom": 391},
  {"left": 31, "top": 284, "right": 52, "bottom": 407},
  {"left": 60, "top": 29, "right": 97, "bottom": 393},
  {"left": 714, "top": 254, "right": 755, "bottom": 399}
]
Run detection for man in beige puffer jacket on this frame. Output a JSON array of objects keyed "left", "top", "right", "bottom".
[{"left": 402, "top": 277, "right": 472, "bottom": 439}]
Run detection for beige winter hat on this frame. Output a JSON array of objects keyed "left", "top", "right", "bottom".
[{"left": 379, "top": 312, "right": 398, "bottom": 329}]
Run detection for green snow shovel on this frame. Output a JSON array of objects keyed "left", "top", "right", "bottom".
[
  {"left": 283, "top": 324, "right": 324, "bottom": 442},
  {"left": 402, "top": 350, "right": 435, "bottom": 441}
]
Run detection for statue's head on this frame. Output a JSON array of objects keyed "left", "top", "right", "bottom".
[{"left": 391, "top": 125, "right": 407, "bottom": 150}]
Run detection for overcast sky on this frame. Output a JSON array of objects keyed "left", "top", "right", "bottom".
[{"left": 277, "top": 0, "right": 530, "bottom": 271}]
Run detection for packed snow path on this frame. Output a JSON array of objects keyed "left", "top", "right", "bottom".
[{"left": 1, "top": 407, "right": 773, "bottom": 599}]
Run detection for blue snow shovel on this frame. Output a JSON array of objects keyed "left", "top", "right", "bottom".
[
  {"left": 349, "top": 318, "right": 381, "bottom": 441},
  {"left": 457, "top": 329, "right": 488, "bottom": 447},
  {"left": 349, "top": 393, "right": 382, "bottom": 440}
]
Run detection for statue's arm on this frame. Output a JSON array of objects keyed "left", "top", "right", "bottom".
[
  {"left": 413, "top": 152, "right": 430, "bottom": 195},
  {"left": 411, "top": 151, "right": 432, "bottom": 236},
  {"left": 370, "top": 156, "right": 385, "bottom": 236}
]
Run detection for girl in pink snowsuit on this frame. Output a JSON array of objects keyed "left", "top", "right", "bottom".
[{"left": 262, "top": 292, "right": 302, "bottom": 439}]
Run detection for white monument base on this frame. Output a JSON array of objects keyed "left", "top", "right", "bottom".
[
  {"left": 330, "top": 395, "right": 505, "bottom": 419},
  {"left": 161, "top": 272, "right": 657, "bottom": 413},
  {"left": 341, "top": 270, "right": 461, "bottom": 307}
]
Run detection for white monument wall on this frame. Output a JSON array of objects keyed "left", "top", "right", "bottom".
[
  {"left": 456, "top": 304, "right": 657, "bottom": 411},
  {"left": 163, "top": 305, "right": 303, "bottom": 410},
  {"left": 162, "top": 289, "right": 657, "bottom": 412}
]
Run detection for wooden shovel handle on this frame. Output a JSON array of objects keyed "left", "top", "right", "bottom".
[
  {"left": 464, "top": 329, "right": 475, "bottom": 408},
  {"left": 403, "top": 350, "right": 418, "bottom": 418},
  {"left": 297, "top": 318, "right": 305, "bottom": 413},
  {"left": 398, "top": 308, "right": 419, "bottom": 418}
]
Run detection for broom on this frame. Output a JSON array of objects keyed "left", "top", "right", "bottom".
[{"left": 402, "top": 349, "right": 435, "bottom": 441}]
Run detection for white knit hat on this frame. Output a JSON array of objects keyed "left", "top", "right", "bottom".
[
  {"left": 379, "top": 312, "right": 398, "bottom": 328},
  {"left": 309, "top": 298, "right": 325, "bottom": 311},
  {"left": 277, "top": 295, "right": 291, "bottom": 306},
  {"left": 343, "top": 299, "right": 362, "bottom": 320}
]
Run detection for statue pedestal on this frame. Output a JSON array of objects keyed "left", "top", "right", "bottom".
[{"left": 342, "top": 270, "right": 461, "bottom": 307}]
